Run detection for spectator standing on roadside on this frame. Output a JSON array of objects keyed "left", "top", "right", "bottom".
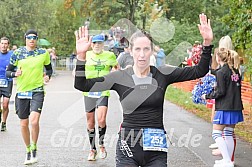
[
  {"left": 50, "top": 47, "right": 57, "bottom": 76},
  {"left": 70, "top": 51, "right": 76, "bottom": 71},
  {"left": 117, "top": 42, "right": 133, "bottom": 69},
  {"left": 11, "top": 44, "right": 18, "bottom": 51},
  {"left": 154, "top": 45, "right": 166, "bottom": 67},
  {"left": 202, "top": 47, "right": 243, "bottom": 167}
]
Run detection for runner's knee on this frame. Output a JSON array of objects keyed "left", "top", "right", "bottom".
[
  {"left": 87, "top": 121, "right": 95, "bottom": 129},
  {"left": 20, "top": 119, "right": 29, "bottom": 128},
  {"left": 2, "top": 100, "right": 9, "bottom": 109},
  {"left": 30, "top": 119, "right": 39, "bottom": 127},
  {"left": 97, "top": 118, "right": 106, "bottom": 126}
]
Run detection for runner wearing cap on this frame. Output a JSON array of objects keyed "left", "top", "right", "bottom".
[
  {"left": 82, "top": 34, "right": 118, "bottom": 161},
  {"left": 6, "top": 29, "right": 52, "bottom": 165}
]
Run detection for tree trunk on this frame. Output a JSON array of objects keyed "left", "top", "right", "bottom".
[
  {"left": 128, "top": 0, "right": 138, "bottom": 24},
  {"left": 142, "top": 14, "right": 146, "bottom": 29}
]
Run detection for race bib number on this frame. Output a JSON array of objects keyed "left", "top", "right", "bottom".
[
  {"left": 17, "top": 92, "right": 33, "bottom": 99},
  {"left": 0, "top": 79, "right": 8, "bottom": 87},
  {"left": 142, "top": 128, "right": 168, "bottom": 152},
  {"left": 88, "top": 92, "right": 102, "bottom": 98}
]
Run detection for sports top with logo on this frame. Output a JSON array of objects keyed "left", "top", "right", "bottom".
[
  {"left": 10, "top": 47, "right": 50, "bottom": 93},
  {"left": 75, "top": 45, "right": 213, "bottom": 166},
  {"left": 0, "top": 51, "right": 13, "bottom": 81},
  {"left": 76, "top": 45, "right": 213, "bottom": 130},
  {"left": 83, "top": 50, "right": 117, "bottom": 97}
]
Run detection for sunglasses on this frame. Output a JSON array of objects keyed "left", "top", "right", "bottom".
[
  {"left": 26, "top": 36, "right": 38, "bottom": 40},
  {"left": 92, "top": 41, "right": 103, "bottom": 44}
]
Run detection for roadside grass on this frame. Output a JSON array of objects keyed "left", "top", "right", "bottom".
[{"left": 165, "top": 85, "right": 252, "bottom": 143}]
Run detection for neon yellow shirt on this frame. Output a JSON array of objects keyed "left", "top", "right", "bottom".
[
  {"left": 83, "top": 50, "right": 117, "bottom": 97},
  {"left": 10, "top": 47, "right": 50, "bottom": 93}
]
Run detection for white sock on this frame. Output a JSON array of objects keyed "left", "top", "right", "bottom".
[
  {"left": 212, "top": 129, "right": 231, "bottom": 162},
  {"left": 224, "top": 127, "right": 234, "bottom": 161}
]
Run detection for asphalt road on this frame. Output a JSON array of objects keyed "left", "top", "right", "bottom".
[{"left": 0, "top": 71, "right": 251, "bottom": 167}]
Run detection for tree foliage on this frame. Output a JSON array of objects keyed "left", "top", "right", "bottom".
[
  {"left": 78, "top": 0, "right": 145, "bottom": 29},
  {"left": 222, "top": 0, "right": 252, "bottom": 81},
  {"left": 0, "top": 0, "right": 250, "bottom": 76},
  {"left": 158, "top": 19, "right": 201, "bottom": 66},
  {"left": 0, "top": 0, "right": 57, "bottom": 46}
]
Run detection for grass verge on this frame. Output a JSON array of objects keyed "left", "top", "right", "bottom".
[{"left": 165, "top": 85, "right": 252, "bottom": 143}]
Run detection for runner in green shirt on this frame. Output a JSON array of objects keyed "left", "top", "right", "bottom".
[
  {"left": 6, "top": 29, "right": 52, "bottom": 165},
  {"left": 78, "top": 34, "right": 117, "bottom": 161}
]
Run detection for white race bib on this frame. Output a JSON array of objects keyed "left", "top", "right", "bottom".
[
  {"left": 17, "top": 92, "right": 33, "bottom": 99},
  {"left": 0, "top": 79, "right": 8, "bottom": 87},
  {"left": 142, "top": 128, "right": 168, "bottom": 152},
  {"left": 88, "top": 92, "right": 102, "bottom": 98}
]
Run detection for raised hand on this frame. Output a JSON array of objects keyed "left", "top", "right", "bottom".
[
  {"left": 74, "top": 26, "right": 92, "bottom": 61},
  {"left": 198, "top": 13, "right": 213, "bottom": 46}
]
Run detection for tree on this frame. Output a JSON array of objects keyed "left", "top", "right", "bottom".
[
  {"left": 158, "top": 19, "right": 202, "bottom": 66},
  {"left": 65, "top": 0, "right": 156, "bottom": 30},
  {"left": 50, "top": 0, "right": 81, "bottom": 56},
  {"left": 222, "top": 0, "right": 252, "bottom": 82},
  {"left": 0, "top": 0, "right": 82, "bottom": 56},
  {"left": 79, "top": 0, "right": 131, "bottom": 29},
  {"left": 0, "top": 0, "right": 57, "bottom": 46}
]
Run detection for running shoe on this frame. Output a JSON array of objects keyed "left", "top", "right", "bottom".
[
  {"left": 31, "top": 149, "right": 38, "bottom": 163},
  {"left": 213, "top": 159, "right": 234, "bottom": 167},
  {"left": 209, "top": 143, "right": 218, "bottom": 149},
  {"left": 215, "top": 159, "right": 235, "bottom": 165},
  {"left": 99, "top": 145, "right": 107, "bottom": 159},
  {"left": 1, "top": 122, "right": 6, "bottom": 131},
  {"left": 87, "top": 149, "right": 97, "bottom": 161},
  {"left": 24, "top": 152, "right": 32, "bottom": 165}
]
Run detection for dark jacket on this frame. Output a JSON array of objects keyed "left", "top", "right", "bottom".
[
  {"left": 206, "top": 64, "right": 243, "bottom": 111},
  {"left": 75, "top": 45, "right": 213, "bottom": 129}
]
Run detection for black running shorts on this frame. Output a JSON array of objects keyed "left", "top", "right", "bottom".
[
  {"left": 116, "top": 129, "right": 167, "bottom": 167},
  {"left": 84, "top": 96, "right": 108, "bottom": 112},
  {"left": 0, "top": 81, "right": 13, "bottom": 98},
  {"left": 15, "top": 92, "right": 45, "bottom": 119}
]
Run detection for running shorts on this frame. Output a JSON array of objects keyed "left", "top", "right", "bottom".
[
  {"left": 15, "top": 92, "right": 45, "bottom": 119},
  {"left": 84, "top": 96, "right": 108, "bottom": 112}
]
